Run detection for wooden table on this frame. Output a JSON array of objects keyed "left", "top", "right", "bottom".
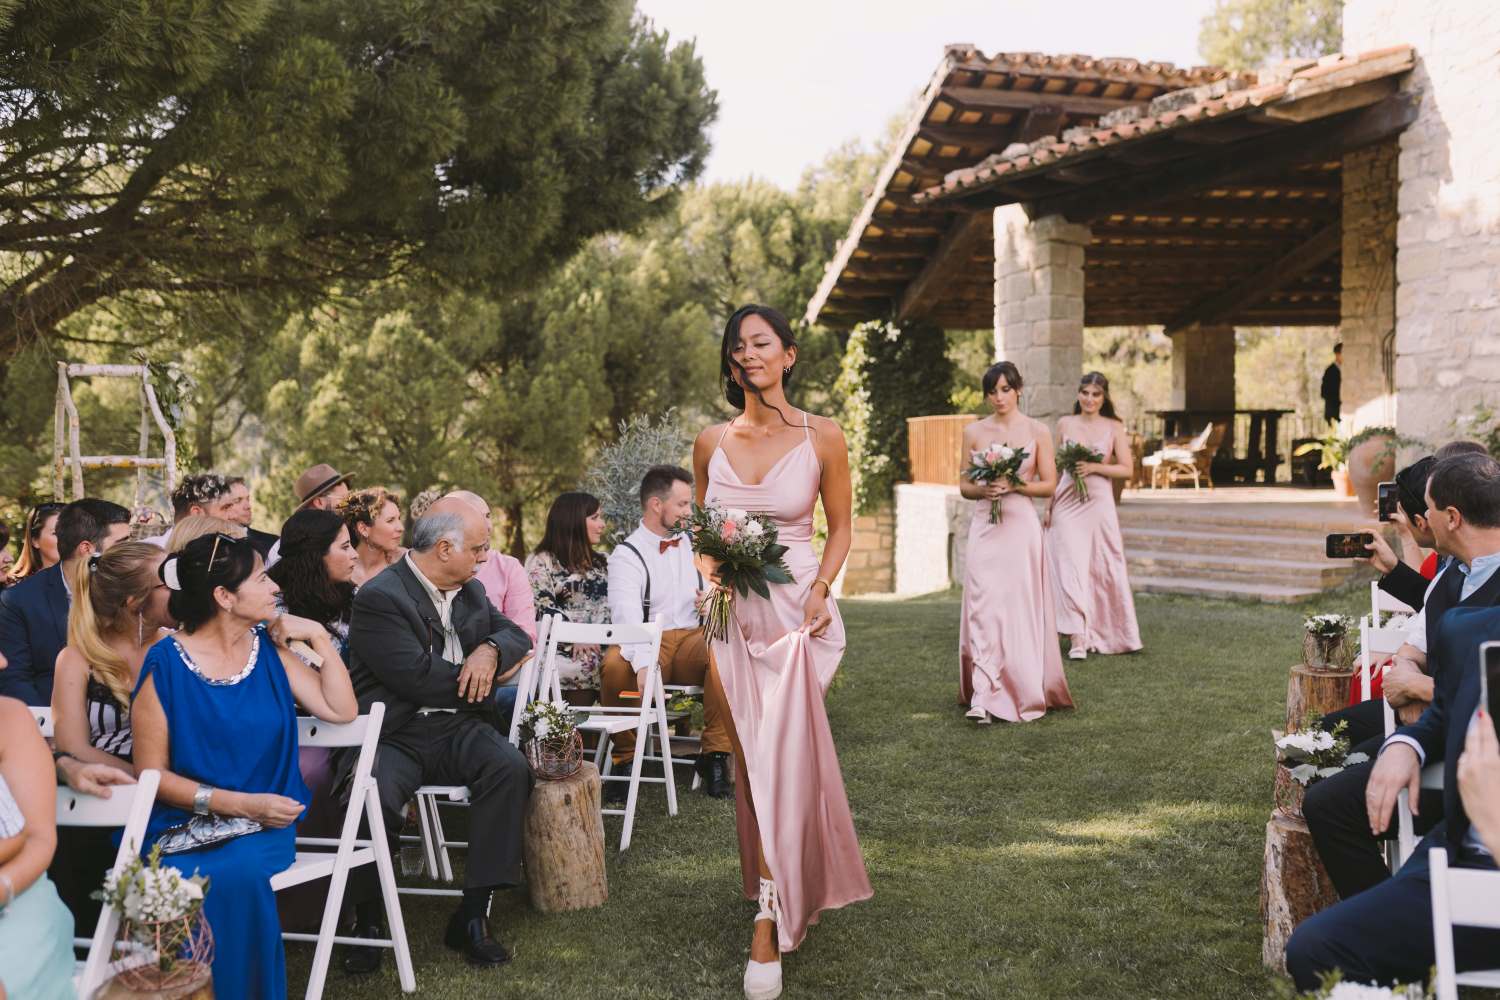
[{"left": 1149, "top": 408, "right": 1294, "bottom": 483}]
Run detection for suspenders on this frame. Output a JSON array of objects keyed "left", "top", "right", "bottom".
[{"left": 617, "top": 538, "right": 702, "bottom": 622}]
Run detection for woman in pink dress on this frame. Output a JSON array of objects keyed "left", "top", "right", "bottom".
[
  {"left": 1046, "top": 372, "right": 1142, "bottom": 660},
  {"left": 692, "top": 304, "right": 872, "bottom": 1000},
  {"left": 959, "top": 361, "right": 1074, "bottom": 724}
]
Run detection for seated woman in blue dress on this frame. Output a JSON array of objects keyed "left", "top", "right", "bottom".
[{"left": 131, "top": 533, "right": 358, "bottom": 1000}]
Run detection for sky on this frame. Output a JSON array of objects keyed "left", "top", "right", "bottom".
[{"left": 634, "top": 0, "right": 1222, "bottom": 189}]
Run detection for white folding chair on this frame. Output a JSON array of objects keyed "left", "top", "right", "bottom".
[
  {"left": 1429, "top": 846, "right": 1500, "bottom": 999},
  {"left": 1359, "top": 619, "right": 1409, "bottom": 703},
  {"left": 538, "top": 616, "right": 674, "bottom": 850},
  {"left": 409, "top": 615, "right": 554, "bottom": 888},
  {"left": 60, "top": 768, "right": 160, "bottom": 999},
  {"left": 1394, "top": 760, "right": 1445, "bottom": 868},
  {"left": 31, "top": 704, "right": 54, "bottom": 738},
  {"left": 274, "top": 703, "right": 415, "bottom": 999},
  {"left": 1371, "top": 580, "right": 1416, "bottom": 621}
]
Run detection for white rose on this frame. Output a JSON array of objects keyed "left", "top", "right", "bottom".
[
  {"left": 743, "top": 521, "right": 765, "bottom": 539},
  {"left": 998, "top": 446, "right": 1015, "bottom": 461},
  {"left": 727, "top": 507, "right": 749, "bottom": 523},
  {"left": 1311, "top": 731, "right": 1336, "bottom": 751}
]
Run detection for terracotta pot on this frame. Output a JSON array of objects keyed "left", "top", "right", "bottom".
[
  {"left": 1331, "top": 469, "right": 1354, "bottom": 497},
  {"left": 1348, "top": 432, "right": 1397, "bottom": 517}
]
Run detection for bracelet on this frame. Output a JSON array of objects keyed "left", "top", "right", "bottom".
[
  {"left": 51, "top": 749, "right": 75, "bottom": 765},
  {"left": 193, "top": 784, "right": 215, "bottom": 816},
  {"left": 813, "top": 578, "right": 833, "bottom": 597}
]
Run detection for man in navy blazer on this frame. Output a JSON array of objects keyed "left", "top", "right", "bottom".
[
  {"left": 1288, "top": 458, "right": 1500, "bottom": 988},
  {"left": 0, "top": 498, "right": 130, "bottom": 705}
]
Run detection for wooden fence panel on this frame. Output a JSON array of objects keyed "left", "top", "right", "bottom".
[{"left": 907, "top": 414, "right": 979, "bottom": 485}]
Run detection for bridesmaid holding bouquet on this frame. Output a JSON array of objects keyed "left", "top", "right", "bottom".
[
  {"left": 958, "top": 361, "right": 1074, "bottom": 724},
  {"left": 1045, "top": 372, "right": 1142, "bottom": 660}
]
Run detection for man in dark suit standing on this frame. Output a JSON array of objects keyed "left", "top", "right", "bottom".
[
  {"left": 0, "top": 498, "right": 130, "bottom": 704},
  {"left": 342, "top": 497, "right": 532, "bottom": 970},
  {"left": 1321, "top": 342, "right": 1342, "bottom": 426},
  {"left": 1288, "top": 457, "right": 1500, "bottom": 987}
]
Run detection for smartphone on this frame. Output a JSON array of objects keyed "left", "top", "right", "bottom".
[
  {"left": 1377, "top": 481, "right": 1398, "bottom": 522},
  {"left": 1326, "top": 532, "right": 1375, "bottom": 559},
  {"left": 1481, "top": 641, "right": 1500, "bottom": 731}
]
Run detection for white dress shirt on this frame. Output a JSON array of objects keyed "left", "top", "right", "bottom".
[
  {"left": 606, "top": 521, "right": 701, "bottom": 669},
  {"left": 405, "top": 553, "right": 465, "bottom": 663}
]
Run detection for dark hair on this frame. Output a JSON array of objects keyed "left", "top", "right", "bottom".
[
  {"left": 1435, "top": 440, "right": 1490, "bottom": 461},
  {"left": 982, "top": 361, "right": 1023, "bottom": 398},
  {"left": 640, "top": 465, "right": 693, "bottom": 508},
  {"left": 1427, "top": 453, "right": 1500, "bottom": 529},
  {"left": 1073, "top": 371, "right": 1119, "bottom": 420},
  {"left": 535, "top": 492, "right": 604, "bottom": 575},
  {"left": 1394, "top": 456, "right": 1437, "bottom": 520},
  {"left": 13, "top": 501, "right": 65, "bottom": 578},
  {"left": 720, "top": 304, "right": 797, "bottom": 423},
  {"left": 1333, "top": 342, "right": 1343, "bottom": 354},
  {"left": 171, "top": 473, "right": 232, "bottom": 518},
  {"left": 56, "top": 499, "right": 130, "bottom": 561},
  {"left": 268, "top": 510, "right": 355, "bottom": 627},
  {"left": 164, "top": 533, "right": 259, "bottom": 632}
]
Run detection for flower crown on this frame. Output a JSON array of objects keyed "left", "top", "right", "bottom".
[{"left": 337, "top": 487, "right": 399, "bottom": 525}]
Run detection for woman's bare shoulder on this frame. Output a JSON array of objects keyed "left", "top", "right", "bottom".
[{"left": 694, "top": 422, "right": 729, "bottom": 450}]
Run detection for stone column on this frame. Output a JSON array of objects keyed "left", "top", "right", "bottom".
[
  {"left": 1339, "top": 139, "right": 1398, "bottom": 429},
  {"left": 1168, "top": 324, "right": 1237, "bottom": 413},
  {"left": 992, "top": 205, "right": 1089, "bottom": 425}
]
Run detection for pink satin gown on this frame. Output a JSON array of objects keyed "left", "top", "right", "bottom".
[
  {"left": 959, "top": 444, "right": 1075, "bottom": 721},
  {"left": 1048, "top": 418, "right": 1142, "bottom": 655},
  {"left": 706, "top": 417, "right": 873, "bottom": 953}
]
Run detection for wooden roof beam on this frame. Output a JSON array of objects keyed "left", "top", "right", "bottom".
[
  {"left": 1163, "top": 221, "right": 1341, "bottom": 331},
  {"left": 1014, "top": 104, "right": 1069, "bottom": 143},
  {"left": 939, "top": 86, "right": 1132, "bottom": 116},
  {"left": 1026, "top": 92, "right": 1418, "bottom": 222},
  {"left": 897, "top": 211, "right": 992, "bottom": 323}
]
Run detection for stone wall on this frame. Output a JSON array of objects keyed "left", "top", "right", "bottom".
[
  {"left": 1339, "top": 138, "right": 1398, "bottom": 429},
  {"left": 992, "top": 206, "right": 1090, "bottom": 425},
  {"left": 1345, "top": 0, "right": 1500, "bottom": 442},
  {"left": 894, "top": 483, "right": 967, "bottom": 595},
  {"left": 1168, "top": 324, "right": 1236, "bottom": 412},
  {"left": 836, "top": 505, "right": 895, "bottom": 596}
]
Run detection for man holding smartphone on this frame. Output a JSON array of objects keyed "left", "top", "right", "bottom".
[{"left": 1289, "top": 455, "right": 1500, "bottom": 988}]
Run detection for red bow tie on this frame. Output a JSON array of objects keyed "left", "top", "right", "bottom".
[{"left": 659, "top": 537, "right": 682, "bottom": 554}]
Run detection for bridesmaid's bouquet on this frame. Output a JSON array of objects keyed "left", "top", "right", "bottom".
[
  {"left": 685, "top": 502, "right": 795, "bottom": 642},
  {"left": 1055, "top": 440, "right": 1105, "bottom": 502},
  {"left": 965, "top": 443, "right": 1029, "bottom": 524}
]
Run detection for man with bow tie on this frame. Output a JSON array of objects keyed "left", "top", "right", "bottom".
[{"left": 600, "top": 465, "right": 733, "bottom": 799}]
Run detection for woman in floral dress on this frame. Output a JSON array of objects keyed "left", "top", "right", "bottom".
[{"left": 525, "top": 492, "right": 610, "bottom": 704}]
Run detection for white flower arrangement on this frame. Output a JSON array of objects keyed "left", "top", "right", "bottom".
[
  {"left": 1304, "top": 613, "right": 1355, "bottom": 638},
  {"left": 1301, "top": 973, "right": 1431, "bottom": 998},
  {"left": 1276, "top": 719, "right": 1369, "bottom": 787},
  {"left": 97, "top": 844, "right": 207, "bottom": 927},
  {"left": 519, "top": 699, "right": 579, "bottom": 747}
]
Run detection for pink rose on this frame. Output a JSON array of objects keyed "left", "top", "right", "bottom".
[{"left": 719, "top": 519, "right": 738, "bottom": 542}]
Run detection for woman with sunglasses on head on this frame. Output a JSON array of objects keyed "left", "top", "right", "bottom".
[
  {"left": 1044, "top": 372, "right": 1141, "bottom": 661},
  {"left": 11, "top": 502, "right": 64, "bottom": 582},
  {"left": 131, "top": 533, "right": 357, "bottom": 1000},
  {"left": 693, "top": 304, "right": 872, "bottom": 1000}
]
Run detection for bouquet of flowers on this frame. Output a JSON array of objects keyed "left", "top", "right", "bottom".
[
  {"left": 965, "top": 442, "right": 1029, "bottom": 524},
  {"left": 95, "top": 844, "right": 211, "bottom": 984},
  {"left": 1303, "top": 612, "right": 1357, "bottom": 670},
  {"left": 1055, "top": 440, "right": 1106, "bottom": 502},
  {"left": 1275, "top": 719, "right": 1369, "bottom": 788},
  {"left": 519, "top": 699, "right": 583, "bottom": 780},
  {"left": 1305, "top": 613, "right": 1356, "bottom": 639},
  {"left": 684, "top": 502, "right": 794, "bottom": 642}
]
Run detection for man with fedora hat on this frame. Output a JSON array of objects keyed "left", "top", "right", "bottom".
[{"left": 265, "top": 463, "right": 353, "bottom": 568}]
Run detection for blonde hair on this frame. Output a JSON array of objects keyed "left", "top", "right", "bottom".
[
  {"left": 167, "top": 515, "right": 244, "bottom": 553},
  {"left": 338, "top": 487, "right": 402, "bottom": 549},
  {"left": 66, "top": 542, "right": 165, "bottom": 709}
]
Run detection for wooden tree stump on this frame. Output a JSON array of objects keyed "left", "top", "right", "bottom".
[
  {"left": 523, "top": 761, "right": 608, "bottom": 913},
  {"left": 1260, "top": 812, "right": 1339, "bottom": 972},
  {"left": 98, "top": 963, "right": 213, "bottom": 999},
  {"left": 1285, "top": 664, "right": 1355, "bottom": 731}
]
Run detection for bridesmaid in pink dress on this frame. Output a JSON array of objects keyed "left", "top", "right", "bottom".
[
  {"left": 1045, "top": 372, "right": 1142, "bottom": 660},
  {"left": 693, "top": 305, "right": 872, "bottom": 1000},
  {"left": 958, "top": 361, "right": 1074, "bottom": 724}
]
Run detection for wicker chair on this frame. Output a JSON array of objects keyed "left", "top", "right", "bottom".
[{"left": 1142, "top": 422, "right": 1227, "bottom": 490}]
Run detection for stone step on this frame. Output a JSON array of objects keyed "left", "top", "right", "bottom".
[
  {"left": 1125, "top": 550, "right": 1360, "bottom": 589},
  {"left": 1116, "top": 504, "right": 1370, "bottom": 535},
  {"left": 1121, "top": 526, "right": 1343, "bottom": 562},
  {"left": 1132, "top": 574, "right": 1324, "bottom": 604}
]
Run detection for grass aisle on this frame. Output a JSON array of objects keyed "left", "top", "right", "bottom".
[{"left": 310, "top": 589, "right": 1351, "bottom": 999}]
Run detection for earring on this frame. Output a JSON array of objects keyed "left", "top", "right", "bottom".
[{"left": 783, "top": 366, "right": 792, "bottom": 376}]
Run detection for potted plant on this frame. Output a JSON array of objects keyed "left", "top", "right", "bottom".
[
  {"left": 1302, "top": 613, "right": 1355, "bottom": 671},
  {"left": 1294, "top": 430, "right": 1352, "bottom": 496},
  {"left": 95, "top": 844, "right": 213, "bottom": 993},
  {"left": 519, "top": 699, "right": 584, "bottom": 780},
  {"left": 1273, "top": 718, "right": 1369, "bottom": 817}
]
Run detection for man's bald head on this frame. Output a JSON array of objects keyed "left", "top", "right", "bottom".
[{"left": 445, "top": 490, "right": 490, "bottom": 518}]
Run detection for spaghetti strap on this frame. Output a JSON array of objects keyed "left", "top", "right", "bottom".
[
  {"left": 802, "top": 411, "right": 811, "bottom": 442},
  {"left": 714, "top": 420, "right": 735, "bottom": 450}
]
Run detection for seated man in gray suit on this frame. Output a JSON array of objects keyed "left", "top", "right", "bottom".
[{"left": 342, "top": 498, "right": 532, "bottom": 971}]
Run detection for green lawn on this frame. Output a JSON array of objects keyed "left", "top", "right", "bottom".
[{"left": 302, "top": 587, "right": 1366, "bottom": 1000}]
